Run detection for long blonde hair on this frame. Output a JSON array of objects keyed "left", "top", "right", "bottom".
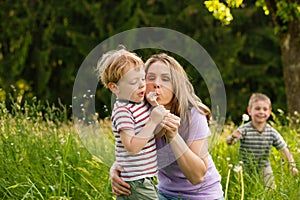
[{"left": 145, "top": 53, "right": 211, "bottom": 123}]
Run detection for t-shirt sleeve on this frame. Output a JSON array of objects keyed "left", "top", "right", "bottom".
[
  {"left": 186, "top": 107, "right": 211, "bottom": 142},
  {"left": 113, "top": 107, "right": 134, "bottom": 132},
  {"left": 272, "top": 128, "right": 287, "bottom": 150}
]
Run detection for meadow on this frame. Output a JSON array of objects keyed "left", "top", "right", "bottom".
[{"left": 1, "top": 98, "right": 299, "bottom": 199}]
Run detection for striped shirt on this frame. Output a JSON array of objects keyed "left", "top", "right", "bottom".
[
  {"left": 237, "top": 121, "right": 287, "bottom": 168},
  {"left": 111, "top": 100, "right": 157, "bottom": 181}
]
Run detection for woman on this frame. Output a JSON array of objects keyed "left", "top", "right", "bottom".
[{"left": 111, "top": 53, "right": 224, "bottom": 200}]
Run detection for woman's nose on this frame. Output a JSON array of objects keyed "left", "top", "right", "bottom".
[{"left": 153, "top": 79, "right": 160, "bottom": 88}]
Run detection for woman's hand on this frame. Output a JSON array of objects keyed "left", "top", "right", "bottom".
[
  {"left": 110, "top": 162, "right": 131, "bottom": 196},
  {"left": 162, "top": 113, "right": 181, "bottom": 139}
]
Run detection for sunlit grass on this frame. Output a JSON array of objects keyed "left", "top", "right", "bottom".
[
  {"left": 0, "top": 97, "right": 114, "bottom": 199},
  {"left": 1, "top": 95, "right": 299, "bottom": 199}
]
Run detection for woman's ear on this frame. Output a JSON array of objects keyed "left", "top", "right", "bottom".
[{"left": 107, "top": 82, "right": 119, "bottom": 94}]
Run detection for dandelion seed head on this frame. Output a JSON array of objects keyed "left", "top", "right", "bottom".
[
  {"left": 233, "top": 165, "right": 242, "bottom": 173},
  {"left": 242, "top": 114, "right": 249, "bottom": 122}
]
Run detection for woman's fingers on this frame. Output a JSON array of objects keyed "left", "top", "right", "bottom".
[
  {"left": 111, "top": 175, "right": 131, "bottom": 196},
  {"left": 163, "top": 114, "right": 180, "bottom": 129}
]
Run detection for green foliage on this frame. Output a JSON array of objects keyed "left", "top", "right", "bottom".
[
  {"left": 204, "top": 0, "right": 244, "bottom": 25},
  {"left": 0, "top": 0, "right": 288, "bottom": 122},
  {"left": 276, "top": 1, "right": 300, "bottom": 23}
]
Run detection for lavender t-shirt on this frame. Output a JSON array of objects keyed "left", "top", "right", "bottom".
[{"left": 156, "top": 107, "right": 223, "bottom": 200}]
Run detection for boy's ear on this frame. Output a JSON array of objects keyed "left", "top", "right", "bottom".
[
  {"left": 247, "top": 106, "right": 251, "bottom": 116},
  {"left": 107, "top": 82, "right": 119, "bottom": 94}
]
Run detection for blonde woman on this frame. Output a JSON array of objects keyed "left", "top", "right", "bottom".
[{"left": 111, "top": 53, "right": 224, "bottom": 200}]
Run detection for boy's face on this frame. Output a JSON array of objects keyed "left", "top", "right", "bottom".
[
  {"left": 247, "top": 100, "right": 271, "bottom": 124},
  {"left": 113, "top": 65, "right": 146, "bottom": 103}
]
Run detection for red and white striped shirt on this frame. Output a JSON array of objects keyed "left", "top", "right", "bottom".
[{"left": 111, "top": 100, "right": 157, "bottom": 181}]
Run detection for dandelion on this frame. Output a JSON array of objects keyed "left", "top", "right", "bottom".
[
  {"left": 147, "top": 92, "right": 159, "bottom": 105},
  {"left": 233, "top": 164, "right": 242, "bottom": 173},
  {"left": 242, "top": 114, "right": 249, "bottom": 122},
  {"left": 233, "top": 161, "right": 244, "bottom": 200}
]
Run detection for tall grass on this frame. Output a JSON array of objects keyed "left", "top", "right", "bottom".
[
  {"left": 0, "top": 97, "right": 114, "bottom": 199},
  {"left": 1, "top": 95, "right": 299, "bottom": 199}
]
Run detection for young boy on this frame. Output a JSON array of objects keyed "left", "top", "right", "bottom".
[
  {"left": 96, "top": 46, "right": 168, "bottom": 199},
  {"left": 226, "top": 93, "right": 298, "bottom": 189}
]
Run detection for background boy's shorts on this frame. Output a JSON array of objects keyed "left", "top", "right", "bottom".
[{"left": 264, "top": 166, "right": 275, "bottom": 189}]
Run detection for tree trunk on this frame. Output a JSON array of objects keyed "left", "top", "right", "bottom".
[
  {"left": 264, "top": 0, "right": 300, "bottom": 116},
  {"left": 279, "top": 19, "right": 300, "bottom": 116}
]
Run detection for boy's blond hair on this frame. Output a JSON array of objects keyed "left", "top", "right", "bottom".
[
  {"left": 248, "top": 93, "right": 271, "bottom": 108},
  {"left": 96, "top": 46, "right": 144, "bottom": 88}
]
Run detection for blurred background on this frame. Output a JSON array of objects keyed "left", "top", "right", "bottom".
[{"left": 0, "top": 0, "right": 285, "bottom": 123}]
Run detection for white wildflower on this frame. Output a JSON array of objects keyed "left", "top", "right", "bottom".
[
  {"left": 147, "top": 92, "right": 158, "bottom": 105},
  {"left": 242, "top": 114, "right": 249, "bottom": 122},
  {"left": 233, "top": 165, "right": 242, "bottom": 173}
]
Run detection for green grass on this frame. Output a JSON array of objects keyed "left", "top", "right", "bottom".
[
  {"left": 1, "top": 97, "right": 299, "bottom": 199},
  {"left": 0, "top": 98, "right": 113, "bottom": 199}
]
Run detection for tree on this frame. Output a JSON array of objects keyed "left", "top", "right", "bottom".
[{"left": 205, "top": 0, "right": 300, "bottom": 117}]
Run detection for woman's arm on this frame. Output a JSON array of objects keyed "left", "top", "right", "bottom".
[
  {"left": 169, "top": 133, "right": 208, "bottom": 185},
  {"left": 163, "top": 114, "right": 208, "bottom": 185}
]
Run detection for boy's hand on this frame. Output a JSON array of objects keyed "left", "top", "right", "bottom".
[
  {"left": 150, "top": 105, "right": 169, "bottom": 125},
  {"left": 290, "top": 167, "right": 299, "bottom": 177},
  {"left": 232, "top": 129, "right": 242, "bottom": 139}
]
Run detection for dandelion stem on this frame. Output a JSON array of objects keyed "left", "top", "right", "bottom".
[
  {"left": 225, "top": 166, "right": 232, "bottom": 200},
  {"left": 240, "top": 168, "right": 244, "bottom": 200}
]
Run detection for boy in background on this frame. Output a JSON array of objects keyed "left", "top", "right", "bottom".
[{"left": 226, "top": 93, "right": 298, "bottom": 189}]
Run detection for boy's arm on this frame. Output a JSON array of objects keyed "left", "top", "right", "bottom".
[
  {"left": 226, "top": 129, "right": 242, "bottom": 145},
  {"left": 120, "top": 105, "right": 167, "bottom": 154},
  {"left": 281, "top": 147, "right": 299, "bottom": 176}
]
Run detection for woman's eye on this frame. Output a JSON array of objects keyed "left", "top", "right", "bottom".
[
  {"left": 162, "top": 77, "right": 170, "bottom": 81},
  {"left": 147, "top": 76, "right": 155, "bottom": 81}
]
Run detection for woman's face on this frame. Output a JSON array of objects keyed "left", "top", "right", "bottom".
[{"left": 145, "top": 61, "right": 174, "bottom": 108}]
